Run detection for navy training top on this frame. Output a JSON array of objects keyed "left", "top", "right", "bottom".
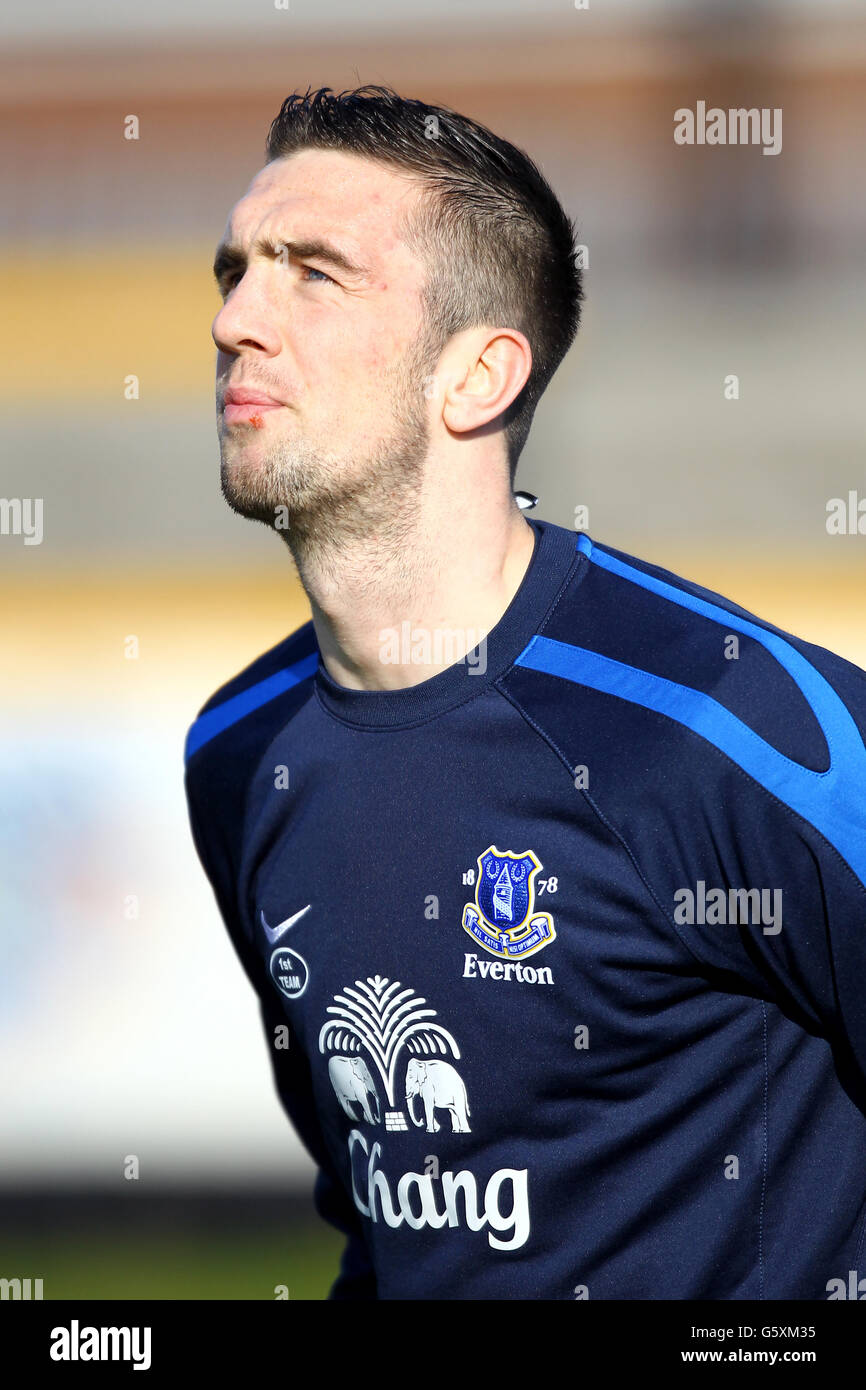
[{"left": 184, "top": 517, "right": 866, "bottom": 1300}]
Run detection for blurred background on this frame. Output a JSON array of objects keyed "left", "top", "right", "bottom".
[{"left": 1, "top": 0, "right": 864, "bottom": 1298}]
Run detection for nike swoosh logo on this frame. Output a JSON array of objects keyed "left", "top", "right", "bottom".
[{"left": 260, "top": 904, "right": 311, "bottom": 946}]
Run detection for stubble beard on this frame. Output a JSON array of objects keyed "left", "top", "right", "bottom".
[{"left": 218, "top": 331, "right": 437, "bottom": 562}]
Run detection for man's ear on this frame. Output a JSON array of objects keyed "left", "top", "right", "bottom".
[{"left": 438, "top": 327, "right": 532, "bottom": 440}]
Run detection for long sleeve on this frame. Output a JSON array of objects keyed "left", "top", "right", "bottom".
[
  {"left": 185, "top": 762, "right": 377, "bottom": 1299},
  {"left": 256, "top": 990, "right": 377, "bottom": 1300}
]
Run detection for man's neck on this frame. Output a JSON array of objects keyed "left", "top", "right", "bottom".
[{"left": 292, "top": 503, "right": 537, "bottom": 692}]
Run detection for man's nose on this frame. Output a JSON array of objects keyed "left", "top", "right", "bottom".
[{"left": 212, "top": 277, "right": 281, "bottom": 358}]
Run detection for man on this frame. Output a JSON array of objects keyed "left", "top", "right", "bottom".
[{"left": 185, "top": 86, "right": 866, "bottom": 1300}]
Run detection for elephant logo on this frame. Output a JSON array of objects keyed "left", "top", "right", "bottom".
[
  {"left": 319, "top": 974, "right": 470, "bottom": 1134},
  {"left": 462, "top": 846, "right": 555, "bottom": 960},
  {"left": 328, "top": 1056, "right": 381, "bottom": 1125},
  {"left": 405, "top": 1058, "right": 471, "bottom": 1133}
]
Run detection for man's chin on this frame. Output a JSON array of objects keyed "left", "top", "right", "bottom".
[
  {"left": 220, "top": 491, "right": 279, "bottom": 527},
  {"left": 219, "top": 451, "right": 321, "bottom": 531},
  {"left": 220, "top": 460, "right": 281, "bottom": 527}
]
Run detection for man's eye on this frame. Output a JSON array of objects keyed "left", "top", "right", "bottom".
[
  {"left": 218, "top": 264, "right": 333, "bottom": 296},
  {"left": 301, "top": 265, "right": 334, "bottom": 285}
]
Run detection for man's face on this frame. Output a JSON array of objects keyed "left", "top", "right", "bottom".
[{"left": 212, "top": 148, "right": 437, "bottom": 539}]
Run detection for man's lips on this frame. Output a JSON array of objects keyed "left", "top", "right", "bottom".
[
  {"left": 224, "top": 401, "right": 283, "bottom": 426},
  {"left": 222, "top": 387, "right": 285, "bottom": 428}
]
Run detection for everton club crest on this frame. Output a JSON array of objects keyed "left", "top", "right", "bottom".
[{"left": 462, "top": 846, "right": 555, "bottom": 960}]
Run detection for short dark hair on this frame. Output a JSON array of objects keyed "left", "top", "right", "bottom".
[{"left": 265, "top": 85, "right": 584, "bottom": 481}]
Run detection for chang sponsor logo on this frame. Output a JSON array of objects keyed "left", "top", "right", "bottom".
[
  {"left": 321, "top": 972, "right": 532, "bottom": 1251},
  {"left": 347, "top": 1130, "right": 530, "bottom": 1251}
]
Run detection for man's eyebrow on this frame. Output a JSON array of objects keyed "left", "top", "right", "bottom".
[{"left": 213, "top": 235, "right": 370, "bottom": 283}]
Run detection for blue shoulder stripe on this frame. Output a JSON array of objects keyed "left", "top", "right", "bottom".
[
  {"left": 185, "top": 650, "right": 319, "bottom": 762},
  {"left": 515, "top": 534, "right": 866, "bottom": 889}
]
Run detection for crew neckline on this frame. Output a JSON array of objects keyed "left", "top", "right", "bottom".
[{"left": 313, "top": 518, "right": 584, "bottom": 729}]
